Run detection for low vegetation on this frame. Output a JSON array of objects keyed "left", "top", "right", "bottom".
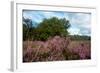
[{"left": 23, "top": 17, "right": 91, "bottom": 62}]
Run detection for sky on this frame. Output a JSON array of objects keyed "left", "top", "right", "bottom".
[{"left": 23, "top": 10, "right": 91, "bottom": 36}]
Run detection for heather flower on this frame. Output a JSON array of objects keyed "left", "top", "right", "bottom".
[{"left": 23, "top": 36, "right": 91, "bottom": 62}]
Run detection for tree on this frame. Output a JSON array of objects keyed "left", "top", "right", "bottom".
[
  {"left": 34, "top": 17, "right": 70, "bottom": 41},
  {"left": 23, "top": 17, "right": 35, "bottom": 41},
  {"left": 23, "top": 17, "right": 70, "bottom": 41}
]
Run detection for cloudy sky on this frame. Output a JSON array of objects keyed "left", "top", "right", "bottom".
[{"left": 23, "top": 10, "right": 91, "bottom": 36}]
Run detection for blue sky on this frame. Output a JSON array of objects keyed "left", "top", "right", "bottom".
[{"left": 23, "top": 10, "right": 91, "bottom": 36}]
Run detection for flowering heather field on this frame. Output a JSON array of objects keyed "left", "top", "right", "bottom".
[
  {"left": 23, "top": 36, "right": 91, "bottom": 62},
  {"left": 22, "top": 10, "right": 91, "bottom": 62}
]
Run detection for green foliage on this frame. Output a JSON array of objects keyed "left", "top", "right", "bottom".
[
  {"left": 34, "top": 17, "right": 70, "bottom": 41},
  {"left": 23, "top": 17, "right": 70, "bottom": 41}
]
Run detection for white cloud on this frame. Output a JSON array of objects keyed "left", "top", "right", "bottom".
[
  {"left": 68, "top": 27, "right": 80, "bottom": 35},
  {"left": 68, "top": 13, "right": 91, "bottom": 36},
  {"left": 70, "top": 13, "right": 91, "bottom": 26}
]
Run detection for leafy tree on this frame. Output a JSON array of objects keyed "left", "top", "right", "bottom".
[{"left": 35, "top": 17, "right": 70, "bottom": 41}]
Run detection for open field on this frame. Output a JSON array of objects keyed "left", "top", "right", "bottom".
[
  {"left": 22, "top": 11, "right": 91, "bottom": 62},
  {"left": 23, "top": 36, "right": 91, "bottom": 62}
]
